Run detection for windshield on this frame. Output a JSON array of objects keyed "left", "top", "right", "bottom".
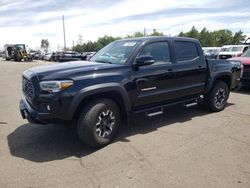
[
  {"left": 242, "top": 49, "right": 250, "bottom": 57},
  {"left": 15, "top": 44, "right": 25, "bottom": 50},
  {"left": 229, "top": 46, "right": 243, "bottom": 52},
  {"left": 220, "top": 47, "right": 229, "bottom": 52},
  {"left": 90, "top": 40, "right": 142, "bottom": 64}
]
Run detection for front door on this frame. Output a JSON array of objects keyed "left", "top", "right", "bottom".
[{"left": 131, "top": 41, "right": 175, "bottom": 108}]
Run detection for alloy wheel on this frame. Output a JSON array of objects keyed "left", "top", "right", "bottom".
[
  {"left": 96, "top": 110, "right": 115, "bottom": 138},
  {"left": 214, "top": 88, "right": 226, "bottom": 108}
]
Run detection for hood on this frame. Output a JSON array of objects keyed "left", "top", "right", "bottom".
[
  {"left": 229, "top": 57, "right": 250, "bottom": 65},
  {"left": 26, "top": 61, "right": 124, "bottom": 80}
]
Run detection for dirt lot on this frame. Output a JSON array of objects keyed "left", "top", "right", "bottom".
[{"left": 0, "top": 58, "right": 250, "bottom": 188}]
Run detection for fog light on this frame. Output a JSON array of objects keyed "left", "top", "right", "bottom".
[{"left": 46, "top": 105, "right": 51, "bottom": 111}]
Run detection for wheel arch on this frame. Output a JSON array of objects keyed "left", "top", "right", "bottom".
[
  {"left": 205, "top": 73, "right": 232, "bottom": 93},
  {"left": 215, "top": 75, "right": 231, "bottom": 89},
  {"left": 69, "top": 83, "right": 131, "bottom": 125}
]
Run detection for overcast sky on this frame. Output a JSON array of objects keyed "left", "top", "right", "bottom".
[{"left": 0, "top": 0, "right": 250, "bottom": 51}]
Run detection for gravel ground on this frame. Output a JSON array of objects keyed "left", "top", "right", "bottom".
[{"left": 0, "top": 58, "right": 250, "bottom": 188}]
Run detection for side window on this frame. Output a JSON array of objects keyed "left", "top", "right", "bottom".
[
  {"left": 139, "top": 42, "right": 171, "bottom": 65},
  {"left": 175, "top": 41, "right": 199, "bottom": 62},
  {"left": 243, "top": 46, "right": 248, "bottom": 53}
]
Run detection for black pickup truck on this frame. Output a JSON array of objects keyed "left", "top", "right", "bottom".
[{"left": 20, "top": 37, "right": 242, "bottom": 148}]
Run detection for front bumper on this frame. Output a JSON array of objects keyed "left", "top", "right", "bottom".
[{"left": 19, "top": 99, "right": 53, "bottom": 124}]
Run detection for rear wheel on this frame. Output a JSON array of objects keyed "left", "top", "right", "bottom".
[
  {"left": 77, "top": 99, "right": 121, "bottom": 148},
  {"left": 204, "top": 81, "right": 229, "bottom": 112}
]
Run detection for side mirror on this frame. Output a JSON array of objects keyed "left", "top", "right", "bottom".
[{"left": 134, "top": 55, "right": 154, "bottom": 67}]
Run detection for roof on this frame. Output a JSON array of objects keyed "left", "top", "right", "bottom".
[{"left": 118, "top": 36, "right": 199, "bottom": 43}]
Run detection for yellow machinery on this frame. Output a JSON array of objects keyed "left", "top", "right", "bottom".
[{"left": 4, "top": 44, "right": 32, "bottom": 61}]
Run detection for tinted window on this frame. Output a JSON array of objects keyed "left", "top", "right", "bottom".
[
  {"left": 242, "top": 49, "right": 250, "bottom": 57},
  {"left": 140, "top": 42, "right": 171, "bottom": 64},
  {"left": 175, "top": 41, "right": 199, "bottom": 62},
  {"left": 243, "top": 46, "right": 249, "bottom": 53}
]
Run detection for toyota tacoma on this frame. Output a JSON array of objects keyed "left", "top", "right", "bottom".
[{"left": 20, "top": 37, "right": 242, "bottom": 148}]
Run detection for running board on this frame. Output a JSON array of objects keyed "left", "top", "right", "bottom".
[
  {"left": 133, "top": 96, "right": 203, "bottom": 116},
  {"left": 184, "top": 101, "right": 198, "bottom": 108},
  {"left": 146, "top": 108, "right": 164, "bottom": 117}
]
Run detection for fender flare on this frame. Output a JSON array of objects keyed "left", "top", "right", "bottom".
[
  {"left": 68, "top": 83, "right": 131, "bottom": 119},
  {"left": 205, "top": 72, "right": 232, "bottom": 93}
]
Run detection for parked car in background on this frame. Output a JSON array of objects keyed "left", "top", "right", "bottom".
[
  {"left": 220, "top": 45, "right": 232, "bottom": 52},
  {"left": 217, "top": 45, "right": 232, "bottom": 59},
  {"left": 84, "top": 51, "right": 96, "bottom": 60},
  {"left": 244, "top": 38, "right": 250, "bottom": 45},
  {"left": 203, "top": 47, "right": 221, "bottom": 59},
  {"left": 44, "top": 53, "right": 52, "bottom": 61},
  {"left": 52, "top": 52, "right": 62, "bottom": 62},
  {"left": 57, "top": 51, "right": 86, "bottom": 62},
  {"left": 50, "top": 52, "right": 57, "bottom": 61},
  {"left": 229, "top": 49, "right": 250, "bottom": 86},
  {"left": 218, "top": 45, "right": 249, "bottom": 60},
  {"left": 29, "top": 51, "right": 36, "bottom": 59},
  {"left": 29, "top": 51, "right": 42, "bottom": 60},
  {"left": 34, "top": 52, "right": 42, "bottom": 60}
]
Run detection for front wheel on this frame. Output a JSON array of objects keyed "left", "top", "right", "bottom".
[
  {"left": 204, "top": 81, "right": 230, "bottom": 112},
  {"left": 77, "top": 99, "right": 121, "bottom": 148}
]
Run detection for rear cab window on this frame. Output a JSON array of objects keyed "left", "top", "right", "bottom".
[{"left": 174, "top": 41, "right": 200, "bottom": 63}]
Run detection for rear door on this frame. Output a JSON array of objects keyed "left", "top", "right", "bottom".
[{"left": 168, "top": 40, "right": 207, "bottom": 98}]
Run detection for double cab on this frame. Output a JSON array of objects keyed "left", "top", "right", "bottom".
[{"left": 20, "top": 37, "right": 242, "bottom": 148}]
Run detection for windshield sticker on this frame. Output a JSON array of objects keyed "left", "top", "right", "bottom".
[{"left": 123, "top": 42, "right": 137, "bottom": 47}]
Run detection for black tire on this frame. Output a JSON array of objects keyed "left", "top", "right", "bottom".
[
  {"left": 77, "top": 99, "right": 121, "bottom": 148},
  {"left": 204, "top": 81, "right": 229, "bottom": 112}
]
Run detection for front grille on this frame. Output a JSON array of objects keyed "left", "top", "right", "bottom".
[
  {"left": 219, "top": 55, "right": 232, "bottom": 59},
  {"left": 22, "top": 77, "right": 34, "bottom": 100}
]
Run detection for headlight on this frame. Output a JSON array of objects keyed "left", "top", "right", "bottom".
[{"left": 39, "top": 80, "right": 73, "bottom": 93}]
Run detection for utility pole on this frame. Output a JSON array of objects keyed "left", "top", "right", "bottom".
[
  {"left": 78, "top": 34, "right": 83, "bottom": 45},
  {"left": 62, "top": 15, "right": 66, "bottom": 51},
  {"left": 144, "top": 28, "right": 146, "bottom": 37}
]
